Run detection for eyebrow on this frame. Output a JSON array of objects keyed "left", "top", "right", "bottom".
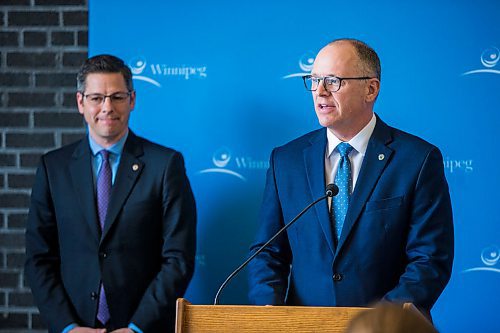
[
  {"left": 310, "top": 73, "right": 337, "bottom": 77},
  {"left": 84, "top": 91, "right": 129, "bottom": 95}
]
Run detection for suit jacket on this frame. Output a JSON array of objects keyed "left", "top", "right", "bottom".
[
  {"left": 248, "top": 116, "right": 454, "bottom": 313},
  {"left": 25, "top": 131, "right": 197, "bottom": 333}
]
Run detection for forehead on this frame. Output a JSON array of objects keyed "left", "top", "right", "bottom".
[
  {"left": 311, "top": 42, "right": 360, "bottom": 76},
  {"left": 84, "top": 72, "right": 128, "bottom": 92}
]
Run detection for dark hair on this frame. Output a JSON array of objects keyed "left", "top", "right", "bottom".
[
  {"left": 76, "top": 54, "right": 134, "bottom": 92},
  {"left": 329, "top": 38, "right": 381, "bottom": 81}
]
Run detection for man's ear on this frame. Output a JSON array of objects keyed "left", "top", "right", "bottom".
[
  {"left": 76, "top": 92, "right": 85, "bottom": 115},
  {"left": 365, "top": 79, "right": 380, "bottom": 103},
  {"left": 129, "top": 90, "right": 137, "bottom": 110}
]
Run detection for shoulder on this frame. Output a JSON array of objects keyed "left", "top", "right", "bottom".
[
  {"left": 134, "top": 135, "right": 180, "bottom": 157},
  {"left": 375, "top": 117, "right": 440, "bottom": 157},
  {"left": 40, "top": 139, "right": 84, "bottom": 165},
  {"left": 374, "top": 120, "right": 446, "bottom": 176},
  {"left": 388, "top": 126, "right": 440, "bottom": 156},
  {"left": 129, "top": 134, "right": 186, "bottom": 170},
  {"left": 274, "top": 128, "right": 325, "bottom": 155}
]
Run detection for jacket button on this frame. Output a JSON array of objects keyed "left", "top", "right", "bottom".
[
  {"left": 90, "top": 292, "right": 98, "bottom": 300},
  {"left": 99, "top": 252, "right": 107, "bottom": 258},
  {"left": 333, "top": 273, "right": 343, "bottom": 282}
]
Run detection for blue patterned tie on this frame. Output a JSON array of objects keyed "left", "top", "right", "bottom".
[
  {"left": 332, "top": 142, "right": 354, "bottom": 241},
  {"left": 96, "top": 150, "right": 111, "bottom": 325}
]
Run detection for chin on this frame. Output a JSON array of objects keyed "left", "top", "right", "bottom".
[{"left": 317, "top": 117, "right": 336, "bottom": 128}]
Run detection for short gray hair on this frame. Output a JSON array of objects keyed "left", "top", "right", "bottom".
[{"left": 329, "top": 38, "right": 381, "bottom": 81}]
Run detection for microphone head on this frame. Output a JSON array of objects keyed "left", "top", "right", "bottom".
[{"left": 326, "top": 183, "right": 339, "bottom": 197}]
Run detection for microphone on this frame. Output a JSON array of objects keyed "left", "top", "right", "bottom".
[{"left": 214, "top": 183, "right": 339, "bottom": 305}]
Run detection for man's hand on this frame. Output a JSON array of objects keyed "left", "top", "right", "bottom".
[
  {"left": 69, "top": 328, "right": 106, "bottom": 333},
  {"left": 110, "top": 329, "right": 133, "bottom": 333}
]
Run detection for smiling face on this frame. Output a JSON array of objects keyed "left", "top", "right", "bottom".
[
  {"left": 77, "top": 72, "right": 136, "bottom": 148},
  {"left": 312, "top": 41, "right": 380, "bottom": 141}
]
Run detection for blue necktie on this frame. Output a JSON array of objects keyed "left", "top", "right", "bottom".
[
  {"left": 332, "top": 142, "right": 354, "bottom": 241},
  {"left": 96, "top": 150, "right": 111, "bottom": 325}
]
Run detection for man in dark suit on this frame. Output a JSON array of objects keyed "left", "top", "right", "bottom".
[
  {"left": 248, "top": 39, "right": 453, "bottom": 315},
  {"left": 25, "top": 55, "right": 197, "bottom": 333}
]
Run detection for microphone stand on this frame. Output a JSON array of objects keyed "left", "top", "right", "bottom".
[{"left": 214, "top": 185, "right": 337, "bottom": 305}]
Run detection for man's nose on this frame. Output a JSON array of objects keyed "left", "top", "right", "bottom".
[
  {"left": 101, "top": 96, "right": 114, "bottom": 111},
  {"left": 316, "top": 79, "right": 330, "bottom": 96}
]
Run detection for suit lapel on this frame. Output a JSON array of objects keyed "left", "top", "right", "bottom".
[
  {"left": 335, "top": 117, "right": 394, "bottom": 256},
  {"left": 304, "top": 129, "right": 336, "bottom": 255},
  {"left": 101, "top": 133, "right": 144, "bottom": 241},
  {"left": 69, "top": 139, "right": 100, "bottom": 244}
]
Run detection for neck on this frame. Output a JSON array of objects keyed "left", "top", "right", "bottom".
[
  {"left": 329, "top": 111, "right": 373, "bottom": 141},
  {"left": 89, "top": 130, "right": 128, "bottom": 149}
]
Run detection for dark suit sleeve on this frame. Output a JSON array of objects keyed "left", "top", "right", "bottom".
[
  {"left": 248, "top": 149, "right": 292, "bottom": 305},
  {"left": 130, "top": 152, "right": 196, "bottom": 331},
  {"left": 25, "top": 156, "right": 79, "bottom": 333},
  {"left": 383, "top": 147, "right": 454, "bottom": 311}
]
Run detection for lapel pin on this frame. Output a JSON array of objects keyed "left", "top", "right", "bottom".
[
  {"left": 132, "top": 164, "right": 139, "bottom": 171},
  {"left": 378, "top": 154, "right": 385, "bottom": 161}
]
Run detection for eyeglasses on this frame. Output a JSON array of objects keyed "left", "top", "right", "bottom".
[
  {"left": 302, "top": 75, "right": 374, "bottom": 92},
  {"left": 80, "top": 91, "right": 132, "bottom": 106}
]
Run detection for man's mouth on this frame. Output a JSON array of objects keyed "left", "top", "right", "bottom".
[
  {"left": 318, "top": 103, "right": 335, "bottom": 109},
  {"left": 98, "top": 117, "right": 119, "bottom": 123}
]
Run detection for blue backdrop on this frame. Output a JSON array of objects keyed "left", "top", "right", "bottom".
[{"left": 89, "top": 1, "right": 500, "bottom": 331}]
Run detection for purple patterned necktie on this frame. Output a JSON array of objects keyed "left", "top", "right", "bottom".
[{"left": 96, "top": 150, "right": 111, "bottom": 325}]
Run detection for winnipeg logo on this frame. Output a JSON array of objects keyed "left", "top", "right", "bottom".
[
  {"left": 129, "top": 56, "right": 161, "bottom": 88},
  {"left": 283, "top": 52, "right": 315, "bottom": 79},
  {"left": 443, "top": 156, "right": 473, "bottom": 174},
  {"left": 129, "top": 56, "right": 208, "bottom": 88},
  {"left": 462, "top": 46, "right": 500, "bottom": 76},
  {"left": 463, "top": 245, "right": 500, "bottom": 274},
  {"left": 197, "top": 147, "right": 246, "bottom": 181}
]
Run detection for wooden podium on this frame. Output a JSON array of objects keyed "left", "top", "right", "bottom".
[{"left": 175, "top": 298, "right": 372, "bottom": 333}]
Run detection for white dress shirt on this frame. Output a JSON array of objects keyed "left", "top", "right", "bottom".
[{"left": 325, "top": 114, "right": 377, "bottom": 209}]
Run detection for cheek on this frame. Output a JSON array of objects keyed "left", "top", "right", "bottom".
[
  {"left": 336, "top": 94, "right": 357, "bottom": 111},
  {"left": 120, "top": 109, "right": 132, "bottom": 121},
  {"left": 83, "top": 109, "right": 100, "bottom": 123}
]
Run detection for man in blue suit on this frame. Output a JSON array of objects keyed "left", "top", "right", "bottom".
[
  {"left": 25, "top": 55, "right": 196, "bottom": 333},
  {"left": 248, "top": 39, "right": 453, "bottom": 315}
]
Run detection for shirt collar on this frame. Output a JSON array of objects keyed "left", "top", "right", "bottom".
[
  {"left": 326, "top": 113, "right": 377, "bottom": 157},
  {"left": 88, "top": 130, "right": 129, "bottom": 156}
]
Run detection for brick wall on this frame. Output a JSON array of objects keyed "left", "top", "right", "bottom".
[{"left": 0, "top": 1, "right": 88, "bottom": 331}]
